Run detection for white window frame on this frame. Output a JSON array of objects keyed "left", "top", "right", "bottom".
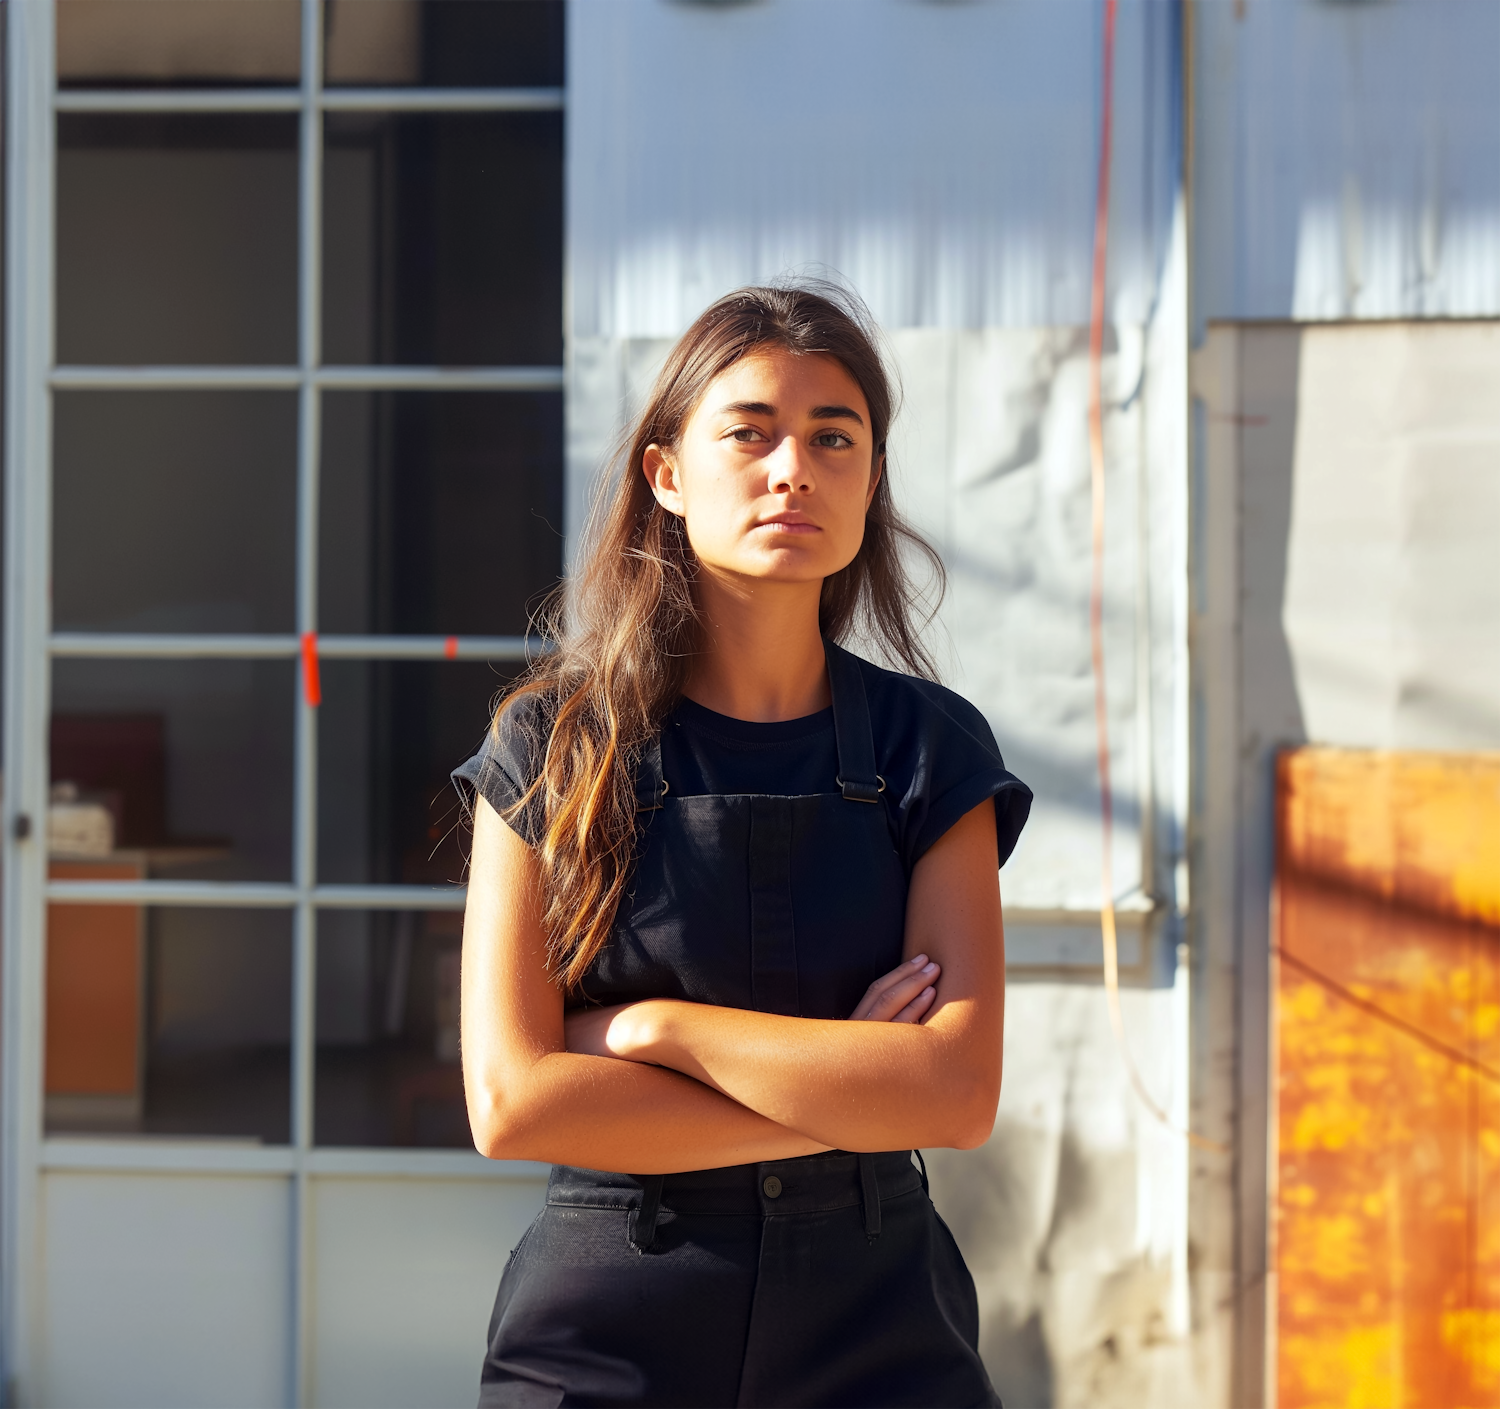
[{"left": 2, "top": 3, "right": 558, "bottom": 1399}]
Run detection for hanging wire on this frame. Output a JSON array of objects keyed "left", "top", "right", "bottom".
[{"left": 1088, "top": 0, "right": 1225, "bottom": 1155}]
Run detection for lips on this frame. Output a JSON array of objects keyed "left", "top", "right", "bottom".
[{"left": 756, "top": 513, "right": 821, "bottom": 534}]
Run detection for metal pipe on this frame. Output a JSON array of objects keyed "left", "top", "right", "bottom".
[
  {"left": 55, "top": 88, "right": 303, "bottom": 113},
  {"left": 42, "top": 881, "right": 470, "bottom": 911},
  {"left": 49, "top": 365, "right": 563, "bottom": 391},
  {"left": 315, "top": 365, "right": 564, "bottom": 391},
  {"left": 48, "top": 633, "right": 542, "bottom": 660},
  {"left": 45, "top": 880, "right": 300, "bottom": 908},
  {"left": 321, "top": 87, "right": 563, "bottom": 112},
  {"left": 1, "top": 3, "right": 56, "bottom": 1394},
  {"left": 291, "top": 7, "right": 324, "bottom": 1399},
  {"left": 55, "top": 87, "right": 563, "bottom": 115},
  {"left": 50, "top": 366, "right": 301, "bottom": 390}
]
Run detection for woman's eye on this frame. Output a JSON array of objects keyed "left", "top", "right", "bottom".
[
  {"left": 813, "top": 431, "right": 853, "bottom": 448},
  {"left": 730, "top": 426, "right": 766, "bottom": 443}
]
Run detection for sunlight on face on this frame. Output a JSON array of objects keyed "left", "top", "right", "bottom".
[{"left": 643, "top": 348, "right": 880, "bottom": 588}]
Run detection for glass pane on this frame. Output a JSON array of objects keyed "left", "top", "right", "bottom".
[
  {"left": 54, "top": 392, "right": 297, "bottom": 634},
  {"left": 322, "top": 112, "right": 562, "bottom": 366},
  {"left": 51, "top": 658, "right": 295, "bottom": 881},
  {"left": 319, "top": 391, "right": 563, "bottom": 636},
  {"left": 57, "top": 114, "right": 299, "bottom": 365},
  {"left": 325, "top": 0, "right": 563, "bottom": 88},
  {"left": 318, "top": 660, "right": 506, "bottom": 886},
  {"left": 45, "top": 904, "right": 292, "bottom": 1144},
  {"left": 57, "top": 0, "right": 302, "bottom": 87},
  {"left": 314, "top": 909, "right": 469, "bottom": 1148}
]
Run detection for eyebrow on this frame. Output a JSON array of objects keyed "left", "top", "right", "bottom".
[
  {"left": 716, "top": 400, "right": 865, "bottom": 427},
  {"left": 718, "top": 401, "right": 777, "bottom": 418}
]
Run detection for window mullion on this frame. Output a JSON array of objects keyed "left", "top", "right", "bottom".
[{"left": 291, "top": 3, "right": 325, "bottom": 1405}]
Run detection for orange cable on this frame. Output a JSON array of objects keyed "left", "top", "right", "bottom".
[{"left": 1087, "top": 0, "right": 1223, "bottom": 1154}]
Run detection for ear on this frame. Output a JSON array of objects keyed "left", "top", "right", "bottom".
[
  {"left": 642, "top": 443, "right": 686, "bottom": 517},
  {"left": 865, "top": 449, "right": 885, "bottom": 510}
]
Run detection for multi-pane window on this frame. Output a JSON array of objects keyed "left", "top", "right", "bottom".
[{"left": 45, "top": 1, "right": 563, "bottom": 1151}]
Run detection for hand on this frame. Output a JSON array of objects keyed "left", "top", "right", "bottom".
[{"left": 848, "top": 954, "right": 941, "bottom": 1023}]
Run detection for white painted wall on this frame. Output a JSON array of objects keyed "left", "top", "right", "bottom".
[{"left": 1282, "top": 322, "right": 1500, "bottom": 750}]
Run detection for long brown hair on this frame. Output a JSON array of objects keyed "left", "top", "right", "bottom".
[{"left": 499, "top": 280, "right": 945, "bottom": 990}]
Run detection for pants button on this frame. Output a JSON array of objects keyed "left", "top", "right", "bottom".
[{"left": 762, "top": 1175, "right": 783, "bottom": 1199}]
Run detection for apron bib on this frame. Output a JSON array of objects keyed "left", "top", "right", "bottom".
[{"left": 478, "top": 642, "right": 1001, "bottom": 1409}]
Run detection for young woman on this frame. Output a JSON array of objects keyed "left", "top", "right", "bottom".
[{"left": 455, "top": 282, "right": 1031, "bottom": 1408}]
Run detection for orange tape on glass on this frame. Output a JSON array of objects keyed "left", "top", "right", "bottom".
[{"left": 301, "top": 632, "right": 321, "bottom": 707}]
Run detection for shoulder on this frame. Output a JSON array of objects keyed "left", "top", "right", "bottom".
[
  {"left": 452, "top": 687, "right": 558, "bottom": 839},
  {"left": 851, "top": 653, "right": 1002, "bottom": 761},
  {"left": 840, "top": 647, "right": 1032, "bottom": 869},
  {"left": 493, "top": 687, "right": 558, "bottom": 753}
]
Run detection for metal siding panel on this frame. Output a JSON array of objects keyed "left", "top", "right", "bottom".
[
  {"left": 568, "top": 0, "right": 1180, "bottom": 336},
  {"left": 1195, "top": 0, "right": 1500, "bottom": 322}
]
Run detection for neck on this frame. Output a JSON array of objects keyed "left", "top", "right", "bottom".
[{"left": 684, "top": 571, "right": 830, "bottom": 722}]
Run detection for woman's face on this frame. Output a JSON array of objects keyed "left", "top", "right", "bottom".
[{"left": 643, "top": 347, "right": 880, "bottom": 588}]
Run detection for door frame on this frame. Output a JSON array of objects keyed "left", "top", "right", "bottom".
[{"left": 2, "top": 5, "right": 559, "bottom": 1401}]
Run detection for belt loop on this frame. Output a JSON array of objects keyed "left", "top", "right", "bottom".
[
  {"left": 628, "top": 1174, "right": 665, "bottom": 1252},
  {"left": 858, "top": 1153, "right": 882, "bottom": 1241},
  {"left": 912, "top": 1148, "right": 929, "bottom": 1197}
]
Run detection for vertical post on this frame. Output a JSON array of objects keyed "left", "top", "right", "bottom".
[
  {"left": 1, "top": 2, "right": 54, "bottom": 1400},
  {"left": 1188, "top": 322, "right": 1245, "bottom": 1407},
  {"left": 291, "top": 1, "right": 324, "bottom": 1404}
]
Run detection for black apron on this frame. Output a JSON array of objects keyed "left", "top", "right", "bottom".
[{"left": 478, "top": 643, "right": 1000, "bottom": 1409}]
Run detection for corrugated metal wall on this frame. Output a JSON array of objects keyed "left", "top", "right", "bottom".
[{"left": 1195, "top": 0, "right": 1500, "bottom": 324}]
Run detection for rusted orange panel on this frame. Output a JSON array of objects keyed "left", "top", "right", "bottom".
[
  {"left": 45, "top": 860, "right": 144, "bottom": 1096},
  {"left": 1275, "top": 748, "right": 1500, "bottom": 1409},
  {"left": 1279, "top": 747, "right": 1500, "bottom": 927}
]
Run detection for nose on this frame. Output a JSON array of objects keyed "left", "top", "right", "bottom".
[{"left": 766, "top": 434, "right": 814, "bottom": 495}]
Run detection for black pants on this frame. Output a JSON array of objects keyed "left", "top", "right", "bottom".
[{"left": 478, "top": 1150, "right": 1000, "bottom": 1408}]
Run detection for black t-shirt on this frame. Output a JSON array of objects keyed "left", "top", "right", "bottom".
[{"left": 454, "top": 656, "right": 1031, "bottom": 874}]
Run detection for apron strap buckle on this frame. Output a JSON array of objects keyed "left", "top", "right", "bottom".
[{"left": 836, "top": 773, "right": 886, "bottom": 804}]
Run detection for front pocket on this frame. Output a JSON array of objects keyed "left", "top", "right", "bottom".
[{"left": 505, "top": 1209, "right": 545, "bottom": 1268}]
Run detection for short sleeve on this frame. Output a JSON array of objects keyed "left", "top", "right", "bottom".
[
  {"left": 865, "top": 666, "right": 1033, "bottom": 872},
  {"left": 451, "top": 691, "right": 554, "bottom": 846}
]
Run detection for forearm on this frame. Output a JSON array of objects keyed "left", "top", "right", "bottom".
[
  {"left": 467, "top": 1048, "right": 830, "bottom": 1173},
  {"left": 629, "top": 1001, "right": 1000, "bottom": 1152}
]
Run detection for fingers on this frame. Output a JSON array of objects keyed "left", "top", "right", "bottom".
[
  {"left": 849, "top": 954, "right": 941, "bottom": 1021},
  {"left": 891, "top": 984, "right": 937, "bottom": 1024}
]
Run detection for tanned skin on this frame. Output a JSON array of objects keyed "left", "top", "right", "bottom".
[{"left": 462, "top": 348, "right": 1005, "bottom": 1173}]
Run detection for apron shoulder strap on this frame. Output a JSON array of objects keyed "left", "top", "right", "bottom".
[
  {"left": 825, "top": 640, "right": 884, "bottom": 805},
  {"left": 634, "top": 732, "right": 667, "bottom": 812}
]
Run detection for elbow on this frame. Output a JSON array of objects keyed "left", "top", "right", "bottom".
[
  {"left": 937, "top": 1067, "right": 1002, "bottom": 1151},
  {"left": 466, "top": 1081, "right": 531, "bottom": 1161}
]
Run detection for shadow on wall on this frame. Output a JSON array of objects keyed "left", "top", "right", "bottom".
[{"left": 927, "top": 971, "right": 1195, "bottom": 1409}]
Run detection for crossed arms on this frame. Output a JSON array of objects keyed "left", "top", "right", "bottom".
[{"left": 460, "top": 797, "right": 1005, "bottom": 1174}]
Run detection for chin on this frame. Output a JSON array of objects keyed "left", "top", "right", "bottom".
[{"left": 741, "top": 555, "right": 839, "bottom": 583}]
